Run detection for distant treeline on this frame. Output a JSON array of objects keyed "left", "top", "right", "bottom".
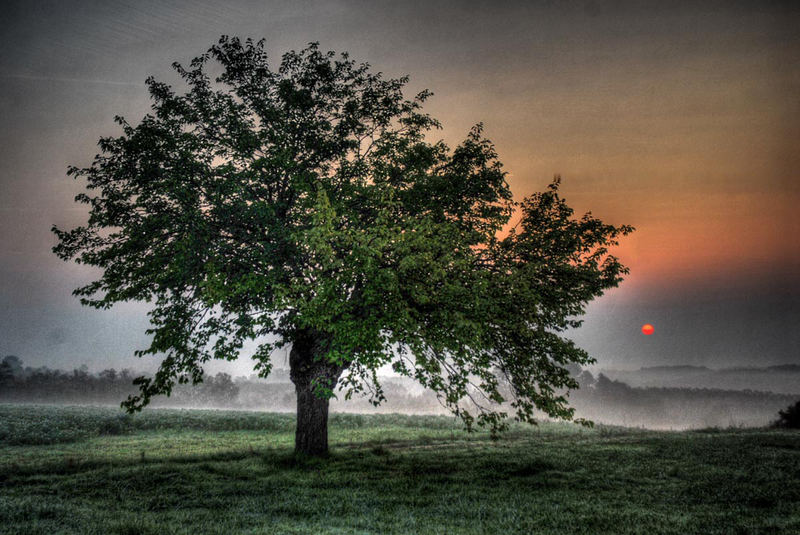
[
  {"left": 635, "top": 364, "right": 800, "bottom": 373},
  {"left": 0, "top": 355, "right": 238, "bottom": 408},
  {"left": 1, "top": 355, "right": 796, "bottom": 428},
  {"left": 567, "top": 371, "right": 797, "bottom": 429},
  {"left": 0, "top": 355, "right": 438, "bottom": 412},
  {"left": 600, "top": 364, "right": 800, "bottom": 395}
]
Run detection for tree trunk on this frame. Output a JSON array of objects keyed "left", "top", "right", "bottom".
[{"left": 289, "top": 330, "right": 344, "bottom": 456}]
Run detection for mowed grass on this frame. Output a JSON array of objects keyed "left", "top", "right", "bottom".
[{"left": 0, "top": 404, "right": 798, "bottom": 534}]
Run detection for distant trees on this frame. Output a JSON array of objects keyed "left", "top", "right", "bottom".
[
  {"left": 5, "top": 354, "right": 796, "bottom": 430},
  {"left": 0, "top": 356, "right": 239, "bottom": 407},
  {"left": 1, "top": 356, "right": 22, "bottom": 381},
  {"left": 0, "top": 356, "right": 22, "bottom": 390},
  {"left": 0, "top": 361, "right": 13, "bottom": 388}
]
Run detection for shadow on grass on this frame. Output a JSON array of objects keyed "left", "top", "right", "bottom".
[
  {"left": 0, "top": 429, "right": 527, "bottom": 478},
  {"left": 1, "top": 434, "right": 562, "bottom": 495}
]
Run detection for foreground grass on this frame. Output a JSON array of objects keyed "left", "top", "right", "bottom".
[{"left": 0, "top": 404, "right": 798, "bottom": 534}]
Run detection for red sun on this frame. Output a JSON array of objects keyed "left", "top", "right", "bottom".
[{"left": 641, "top": 324, "right": 655, "bottom": 335}]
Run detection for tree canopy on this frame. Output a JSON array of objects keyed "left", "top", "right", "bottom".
[{"left": 53, "top": 37, "right": 632, "bottom": 454}]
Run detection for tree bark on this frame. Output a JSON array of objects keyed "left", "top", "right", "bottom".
[{"left": 289, "top": 330, "right": 344, "bottom": 456}]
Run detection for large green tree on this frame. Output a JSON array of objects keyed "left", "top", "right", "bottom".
[{"left": 53, "top": 37, "right": 632, "bottom": 456}]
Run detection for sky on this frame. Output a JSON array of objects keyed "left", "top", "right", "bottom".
[{"left": 0, "top": 0, "right": 798, "bottom": 375}]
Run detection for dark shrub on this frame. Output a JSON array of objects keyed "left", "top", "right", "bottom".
[{"left": 773, "top": 400, "right": 800, "bottom": 429}]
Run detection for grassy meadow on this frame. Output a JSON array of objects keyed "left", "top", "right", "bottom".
[{"left": 0, "top": 404, "right": 798, "bottom": 534}]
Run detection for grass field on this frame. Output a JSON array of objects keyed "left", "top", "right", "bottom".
[{"left": 1, "top": 404, "right": 798, "bottom": 534}]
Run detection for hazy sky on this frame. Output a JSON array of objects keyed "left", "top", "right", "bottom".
[{"left": 0, "top": 0, "right": 798, "bottom": 375}]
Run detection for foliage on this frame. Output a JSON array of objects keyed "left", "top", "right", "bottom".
[
  {"left": 773, "top": 400, "right": 800, "bottom": 429},
  {"left": 1, "top": 404, "right": 799, "bottom": 534},
  {"left": 0, "top": 356, "right": 22, "bottom": 388},
  {"left": 53, "top": 36, "right": 632, "bottom": 432}
]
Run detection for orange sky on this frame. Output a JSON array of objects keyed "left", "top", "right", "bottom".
[
  {"left": 0, "top": 0, "right": 797, "bottom": 370},
  {"left": 422, "top": 27, "right": 800, "bottom": 296}
]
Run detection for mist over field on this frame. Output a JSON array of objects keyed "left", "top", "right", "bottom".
[
  {"left": 599, "top": 365, "right": 800, "bottom": 395},
  {"left": 3, "top": 355, "right": 797, "bottom": 431}
]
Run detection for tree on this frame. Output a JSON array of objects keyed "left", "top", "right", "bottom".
[
  {"left": 2, "top": 355, "right": 23, "bottom": 376},
  {"left": 0, "top": 356, "right": 22, "bottom": 390},
  {"left": 53, "top": 37, "right": 632, "bottom": 456},
  {"left": 773, "top": 400, "right": 800, "bottom": 429},
  {"left": 0, "top": 362, "right": 14, "bottom": 389}
]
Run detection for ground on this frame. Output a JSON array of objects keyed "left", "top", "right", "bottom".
[{"left": 1, "top": 404, "right": 798, "bottom": 534}]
